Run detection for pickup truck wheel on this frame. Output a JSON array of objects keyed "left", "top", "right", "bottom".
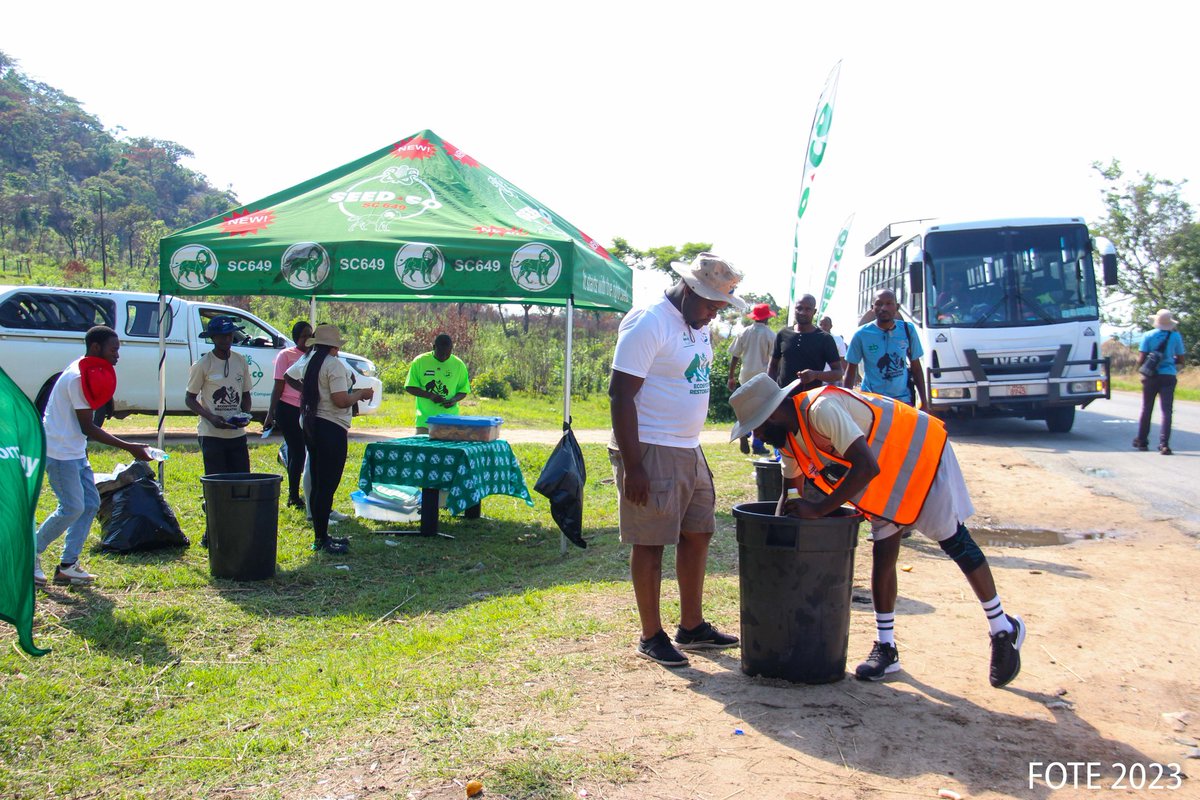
[{"left": 1045, "top": 405, "right": 1075, "bottom": 433}]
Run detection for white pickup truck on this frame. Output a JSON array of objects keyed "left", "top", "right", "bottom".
[{"left": 0, "top": 285, "right": 384, "bottom": 422}]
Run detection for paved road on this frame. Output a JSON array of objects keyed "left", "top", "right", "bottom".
[{"left": 944, "top": 390, "right": 1200, "bottom": 536}]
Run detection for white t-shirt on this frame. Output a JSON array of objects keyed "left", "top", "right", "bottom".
[
  {"left": 729, "top": 322, "right": 775, "bottom": 383},
  {"left": 823, "top": 333, "right": 848, "bottom": 377},
  {"left": 286, "top": 352, "right": 354, "bottom": 429},
  {"left": 42, "top": 358, "right": 89, "bottom": 461},
  {"left": 611, "top": 293, "right": 712, "bottom": 448},
  {"left": 186, "top": 351, "right": 251, "bottom": 439}
]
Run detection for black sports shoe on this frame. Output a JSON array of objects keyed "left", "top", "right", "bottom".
[
  {"left": 739, "top": 437, "right": 750, "bottom": 454},
  {"left": 989, "top": 614, "right": 1026, "bottom": 687},
  {"left": 675, "top": 621, "right": 739, "bottom": 651},
  {"left": 312, "top": 538, "right": 349, "bottom": 555},
  {"left": 855, "top": 641, "right": 901, "bottom": 681},
  {"left": 637, "top": 630, "right": 689, "bottom": 667}
]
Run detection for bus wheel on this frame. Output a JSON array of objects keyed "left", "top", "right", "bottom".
[{"left": 1045, "top": 406, "right": 1075, "bottom": 433}]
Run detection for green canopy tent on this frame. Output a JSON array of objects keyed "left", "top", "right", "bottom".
[{"left": 157, "top": 130, "right": 633, "bottom": 549}]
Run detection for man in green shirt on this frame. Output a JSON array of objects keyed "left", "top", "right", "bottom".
[{"left": 405, "top": 333, "right": 470, "bottom": 433}]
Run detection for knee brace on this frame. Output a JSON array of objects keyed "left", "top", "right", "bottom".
[{"left": 939, "top": 524, "right": 985, "bottom": 574}]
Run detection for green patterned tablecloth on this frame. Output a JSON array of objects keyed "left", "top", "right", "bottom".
[{"left": 357, "top": 436, "right": 533, "bottom": 516}]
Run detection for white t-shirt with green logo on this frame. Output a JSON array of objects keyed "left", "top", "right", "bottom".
[{"left": 612, "top": 293, "right": 712, "bottom": 448}]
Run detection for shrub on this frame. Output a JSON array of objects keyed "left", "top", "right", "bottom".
[{"left": 474, "top": 370, "right": 511, "bottom": 399}]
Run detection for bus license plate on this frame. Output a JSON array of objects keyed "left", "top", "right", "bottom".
[{"left": 1008, "top": 384, "right": 1027, "bottom": 396}]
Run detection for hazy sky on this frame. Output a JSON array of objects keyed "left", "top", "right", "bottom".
[{"left": 4, "top": 0, "right": 1194, "bottom": 331}]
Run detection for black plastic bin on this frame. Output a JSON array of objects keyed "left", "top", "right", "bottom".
[
  {"left": 201, "top": 473, "right": 282, "bottom": 580},
  {"left": 734, "top": 501, "right": 862, "bottom": 683},
  {"left": 753, "top": 459, "right": 783, "bottom": 502}
]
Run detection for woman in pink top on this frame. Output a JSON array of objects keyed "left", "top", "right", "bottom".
[{"left": 264, "top": 321, "right": 312, "bottom": 508}]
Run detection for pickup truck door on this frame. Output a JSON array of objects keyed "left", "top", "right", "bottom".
[{"left": 114, "top": 297, "right": 193, "bottom": 415}]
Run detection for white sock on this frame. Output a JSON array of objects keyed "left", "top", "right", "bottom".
[
  {"left": 981, "top": 596, "right": 1013, "bottom": 636},
  {"left": 875, "top": 611, "right": 896, "bottom": 646}
]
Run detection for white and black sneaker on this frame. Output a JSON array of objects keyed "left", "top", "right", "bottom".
[
  {"left": 855, "top": 641, "right": 901, "bottom": 681},
  {"left": 53, "top": 562, "right": 96, "bottom": 586},
  {"left": 989, "top": 614, "right": 1026, "bottom": 688},
  {"left": 33, "top": 557, "right": 47, "bottom": 588}
]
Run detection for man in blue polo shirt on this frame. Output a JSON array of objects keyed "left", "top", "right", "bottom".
[{"left": 843, "top": 289, "right": 929, "bottom": 408}]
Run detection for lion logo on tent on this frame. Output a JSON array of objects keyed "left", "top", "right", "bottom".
[
  {"left": 281, "top": 242, "right": 330, "bottom": 289},
  {"left": 510, "top": 243, "right": 561, "bottom": 293},
  {"left": 395, "top": 243, "right": 445, "bottom": 290},
  {"left": 169, "top": 245, "right": 218, "bottom": 290}
]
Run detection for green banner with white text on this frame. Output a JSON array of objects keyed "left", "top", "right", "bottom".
[{"left": 0, "top": 366, "right": 49, "bottom": 657}]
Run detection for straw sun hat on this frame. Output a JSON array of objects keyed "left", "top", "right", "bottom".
[{"left": 728, "top": 373, "right": 802, "bottom": 442}]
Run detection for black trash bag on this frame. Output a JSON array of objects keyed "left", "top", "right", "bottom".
[
  {"left": 96, "top": 462, "right": 189, "bottom": 553},
  {"left": 534, "top": 423, "right": 587, "bottom": 549}
]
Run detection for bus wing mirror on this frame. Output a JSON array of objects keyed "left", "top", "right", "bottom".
[
  {"left": 907, "top": 251, "right": 926, "bottom": 294},
  {"left": 1100, "top": 244, "right": 1119, "bottom": 287}
]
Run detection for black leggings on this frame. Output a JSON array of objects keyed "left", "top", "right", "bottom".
[
  {"left": 199, "top": 436, "right": 250, "bottom": 476},
  {"left": 274, "top": 402, "right": 306, "bottom": 502},
  {"left": 305, "top": 416, "right": 348, "bottom": 541}
]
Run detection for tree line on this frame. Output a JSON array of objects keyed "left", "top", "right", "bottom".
[{"left": 0, "top": 50, "right": 234, "bottom": 273}]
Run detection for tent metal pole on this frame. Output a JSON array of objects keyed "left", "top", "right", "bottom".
[
  {"left": 309, "top": 295, "right": 317, "bottom": 327},
  {"left": 156, "top": 292, "right": 167, "bottom": 484},
  {"left": 560, "top": 296, "right": 575, "bottom": 555}
]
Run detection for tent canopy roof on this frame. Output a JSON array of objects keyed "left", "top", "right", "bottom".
[{"left": 159, "top": 130, "right": 632, "bottom": 312}]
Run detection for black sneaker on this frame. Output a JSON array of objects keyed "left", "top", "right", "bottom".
[
  {"left": 675, "top": 621, "right": 739, "bottom": 651},
  {"left": 637, "top": 630, "right": 689, "bottom": 667},
  {"left": 1132, "top": 438, "right": 1149, "bottom": 451},
  {"left": 855, "top": 641, "right": 901, "bottom": 681},
  {"left": 989, "top": 614, "right": 1026, "bottom": 687},
  {"left": 739, "top": 438, "right": 750, "bottom": 454},
  {"left": 312, "top": 538, "right": 349, "bottom": 555}
]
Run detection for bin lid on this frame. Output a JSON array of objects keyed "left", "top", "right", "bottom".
[
  {"left": 199, "top": 472, "right": 283, "bottom": 484},
  {"left": 427, "top": 415, "right": 503, "bottom": 426}
]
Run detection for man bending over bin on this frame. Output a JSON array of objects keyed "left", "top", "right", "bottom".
[{"left": 727, "top": 373, "right": 1026, "bottom": 687}]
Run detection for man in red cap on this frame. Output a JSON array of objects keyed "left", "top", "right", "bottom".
[
  {"left": 727, "top": 302, "right": 777, "bottom": 455},
  {"left": 34, "top": 326, "right": 151, "bottom": 587}
]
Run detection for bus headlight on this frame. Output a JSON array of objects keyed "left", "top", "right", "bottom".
[
  {"left": 1069, "top": 380, "right": 1105, "bottom": 394},
  {"left": 932, "top": 387, "right": 966, "bottom": 399}
]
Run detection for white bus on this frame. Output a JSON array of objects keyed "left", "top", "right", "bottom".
[{"left": 856, "top": 217, "right": 1118, "bottom": 433}]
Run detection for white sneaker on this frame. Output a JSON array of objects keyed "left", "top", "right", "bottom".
[
  {"left": 53, "top": 562, "right": 96, "bottom": 586},
  {"left": 33, "top": 557, "right": 47, "bottom": 588},
  {"left": 329, "top": 509, "right": 349, "bottom": 523}
]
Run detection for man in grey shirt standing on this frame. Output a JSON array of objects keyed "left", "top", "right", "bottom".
[{"left": 727, "top": 303, "right": 776, "bottom": 454}]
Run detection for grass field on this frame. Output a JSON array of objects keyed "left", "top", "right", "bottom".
[
  {"left": 2, "top": 436, "right": 760, "bottom": 799},
  {"left": 1109, "top": 367, "right": 1200, "bottom": 402}
]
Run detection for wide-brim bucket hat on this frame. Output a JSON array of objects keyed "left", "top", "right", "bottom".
[
  {"left": 669, "top": 252, "right": 748, "bottom": 311},
  {"left": 309, "top": 324, "right": 346, "bottom": 349},
  {"left": 199, "top": 315, "right": 246, "bottom": 338},
  {"left": 729, "top": 373, "right": 802, "bottom": 442}
]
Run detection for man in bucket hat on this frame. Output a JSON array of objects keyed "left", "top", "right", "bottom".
[
  {"left": 727, "top": 302, "right": 776, "bottom": 455},
  {"left": 186, "top": 315, "right": 253, "bottom": 546},
  {"left": 728, "top": 373, "right": 1026, "bottom": 687},
  {"left": 609, "top": 252, "right": 746, "bottom": 667},
  {"left": 34, "top": 326, "right": 152, "bottom": 587}
]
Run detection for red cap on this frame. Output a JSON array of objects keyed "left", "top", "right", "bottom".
[
  {"left": 78, "top": 357, "right": 117, "bottom": 410},
  {"left": 749, "top": 303, "right": 776, "bottom": 321}
]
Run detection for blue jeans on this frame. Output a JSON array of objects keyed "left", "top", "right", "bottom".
[{"left": 36, "top": 457, "right": 101, "bottom": 565}]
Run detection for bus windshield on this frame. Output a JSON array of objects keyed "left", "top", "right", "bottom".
[{"left": 923, "top": 224, "right": 1099, "bottom": 327}]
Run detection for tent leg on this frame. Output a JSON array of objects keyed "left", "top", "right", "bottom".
[
  {"left": 310, "top": 296, "right": 317, "bottom": 328},
  {"left": 156, "top": 293, "right": 167, "bottom": 485},
  {"left": 560, "top": 297, "right": 575, "bottom": 555}
]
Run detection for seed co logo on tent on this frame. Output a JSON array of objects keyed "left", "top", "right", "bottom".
[
  {"left": 281, "top": 243, "right": 330, "bottom": 289},
  {"left": 511, "top": 243, "right": 561, "bottom": 292},
  {"left": 395, "top": 243, "right": 445, "bottom": 291},
  {"left": 331, "top": 166, "right": 442, "bottom": 233},
  {"left": 169, "top": 245, "right": 219, "bottom": 290}
]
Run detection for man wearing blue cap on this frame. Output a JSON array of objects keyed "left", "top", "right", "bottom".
[{"left": 186, "top": 315, "right": 253, "bottom": 480}]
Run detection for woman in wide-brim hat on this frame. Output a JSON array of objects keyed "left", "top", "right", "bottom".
[{"left": 285, "top": 324, "right": 374, "bottom": 553}]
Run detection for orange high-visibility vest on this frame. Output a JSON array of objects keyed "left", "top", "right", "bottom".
[{"left": 785, "top": 385, "right": 947, "bottom": 525}]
